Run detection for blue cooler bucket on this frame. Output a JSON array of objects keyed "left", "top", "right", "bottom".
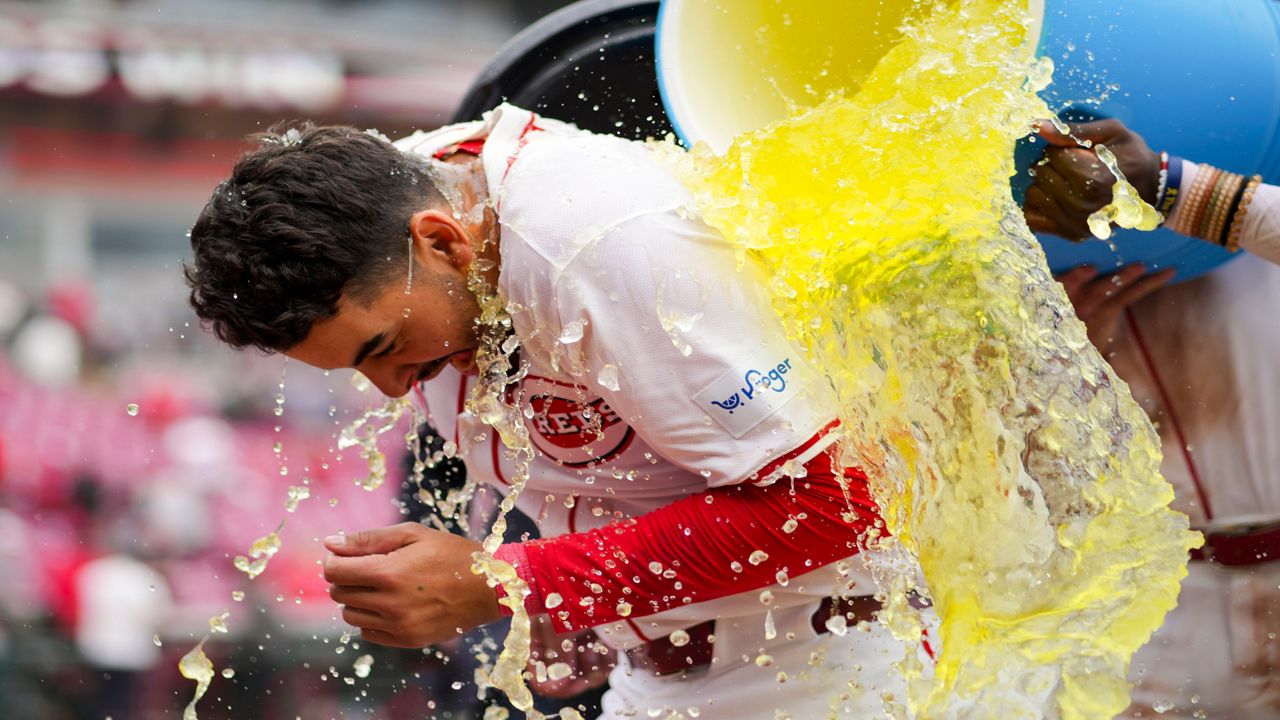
[{"left": 656, "top": 0, "right": 1280, "bottom": 281}]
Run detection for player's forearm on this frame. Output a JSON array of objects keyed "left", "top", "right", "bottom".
[{"left": 494, "top": 449, "right": 879, "bottom": 633}]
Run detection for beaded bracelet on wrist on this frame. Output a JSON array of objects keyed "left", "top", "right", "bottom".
[
  {"left": 1175, "top": 166, "right": 1218, "bottom": 236},
  {"left": 1225, "top": 175, "right": 1264, "bottom": 253},
  {"left": 1218, "top": 175, "right": 1251, "bottom": 247},
  {"left": 1205, "top": 173, "right": 1243, "bottom": 244},
  {"left": 1202, "top": 171, "right": 1235, "bottom": 240}
]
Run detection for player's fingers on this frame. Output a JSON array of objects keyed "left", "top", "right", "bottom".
[
  {"left": 1045, "top": 146, "right": 1111, "bottom": 202},
  {"left": 1035, "top": 164, "right": 1096, "bottom": 215},
  {"left": 324, "top": 523, "right": 423, "bottom": 557},
  {"left": 1105, "top": 267, "right": 1176, "bottom": 309},
  {"left": 323, "top": 553, "right": 393, "bottom": 588},
  {"left": 341, "top": 605, "right": 387, "bottom": 631},
  {"left": 1065, "top": 118, "right": 1127, "bottom": 146},
  {"left": 1024, "top": 209, "right": 1056, "bottom": 234},
  {"left": 1035, "top": 119, "right": 1077, "bottom": 147},
  {"left": 1025, "top": 185, "right": 1089, "bottom": 242},
  {"left": 329, "top": 583, "right": 380, "bottom": 608},
  {"left": 1055, "top": 266, "right": 1100, "bottom": 300},
  {"left": 359, "top": 627, "right": 410, "bottom": 648},
  {"left": 1077, "top": 264, "right": 1147, "bottom": 315}
]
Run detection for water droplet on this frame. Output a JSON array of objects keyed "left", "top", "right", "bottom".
[
  {"left": 749, "top": 550, "right": 769, "bottom": 565},
  {"left": 353, "top": 654, "right": 374, "bottom": 678},
  {"left": 597, "top": 364, "right": 620, "bottom": 392},
  {"left": 559, "top": 320, "right": 585, "bottom": 344},
  {"left": 545, "top": 593, "right": 563, "bottom": 609},
  {"left": 221, "top": 668, "right": 235, "bottom": 679},
  {"left": 668, "top": 629, "right": 690, "bottom": 647},
  {"left": 351, "top": 373, "right": 373, "bottom": 393},
  {"left": 126, "top": 404, "right": 139, "bottom": 416},
  {"left": 208, "top": 611, "right": 230, "bottom": 634},
  {"left": 824, "top": 615, "right": 849, "bottom": 636},
  {"left": 285, "top": 485, "right": 311, "bottom": 512}
]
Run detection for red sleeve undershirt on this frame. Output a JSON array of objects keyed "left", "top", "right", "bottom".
[{"left": 493, "top": 435, "right": 881, "bottom": 633}]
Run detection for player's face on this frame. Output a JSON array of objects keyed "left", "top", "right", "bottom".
[{"left": 284, "top": 262, "right": 481, "bottom": 398}]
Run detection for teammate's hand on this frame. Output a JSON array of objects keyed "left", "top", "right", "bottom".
[
  {"left": 528, "top": 614, "right": 615, "bottom": 699},
  {"left": 1057, "top": 263, "right": 1174, "bottom": 357},
  {"left": 1024, "top": 119, "right": 1161, "bottom": 242},
  {"left": 323, "top": 522, "right": 502, "bottom": 648}
]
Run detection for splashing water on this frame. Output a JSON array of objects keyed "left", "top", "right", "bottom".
[
  {"left": 665, "top": 0, "right": 1198, "bottom": 717},
  {"left": 462, "top": 227, "right": 543, "bottom": 719},
  {"left": 337, "top": 396, "right": 414, "bottom": 491},
  {"left": 178, "top": 640, "right": 214, "bottom": 720},
  {"left": 180, "top": 369, "right": 413, "bottom": 717},
  {"left": 208, "top": 610, "right": 230, "bottom": 634},
  {"left": 1086, "top": 145, "right": 1163, "bottom": 240},
  {"left": 232, "top": 523, "right": 283, "bottom": 580},
  {"left": 353, "top": 654, "right": 374, "bottom": 678},
  {"left": 284, "top": 484, "right": 311, "bottom": 512}
]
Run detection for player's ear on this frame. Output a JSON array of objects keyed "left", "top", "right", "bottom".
[{"left": 409, "top": 209, "right": 475, "bottom": 272}]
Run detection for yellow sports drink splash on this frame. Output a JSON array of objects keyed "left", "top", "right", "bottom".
[{"left": 666, "top": 0, "right": 1199, "bottom": 716}]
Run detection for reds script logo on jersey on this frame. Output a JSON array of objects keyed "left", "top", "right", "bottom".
[{"left": 518, "top": 376, "right": 635, "bottom": 467}]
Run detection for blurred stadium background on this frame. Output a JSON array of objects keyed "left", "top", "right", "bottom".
[{"left": 0, "top": 1, "right": 583, "bottom": 717}]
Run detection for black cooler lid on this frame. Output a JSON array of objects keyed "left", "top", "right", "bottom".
[{"left": 451, "top": 0, "right": 672, "bottom": 143}]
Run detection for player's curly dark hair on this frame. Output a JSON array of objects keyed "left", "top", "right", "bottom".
[{"left": 184, "top": 123, "right": 445, "bottom": 352}]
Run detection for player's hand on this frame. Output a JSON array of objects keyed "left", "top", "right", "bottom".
[
  {"left": 1024, "top": 119, "right": 1161, "bottom": 242},
  {"left": 323, "top": 522, "right": 502, "bottom": 648},
  {"left": 1057, "top": 263, "right": 1174, "bottom": 357},
  {"left": 528, "top": 614, "right": 615, "bottom": 699}
]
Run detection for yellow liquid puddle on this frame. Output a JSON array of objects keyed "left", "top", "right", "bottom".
[{"left": 664, "top": 0, "right": 1199, "bottom": 716}]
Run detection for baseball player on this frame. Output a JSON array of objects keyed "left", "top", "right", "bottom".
[{"left": 185, "top": 104, "right": 924, "bottom": 719}]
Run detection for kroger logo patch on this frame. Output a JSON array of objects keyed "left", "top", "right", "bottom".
[{"left": 694, "top": 356, "right": 799, "bottom": 438}]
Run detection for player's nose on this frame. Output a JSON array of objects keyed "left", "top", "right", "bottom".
[{"left": 367, "top": 365, "right": 410, "bottom": 398}]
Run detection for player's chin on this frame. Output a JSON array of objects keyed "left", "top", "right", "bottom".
[{"left": 383, "top": 385, "right": 411, "bottom": 399}]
